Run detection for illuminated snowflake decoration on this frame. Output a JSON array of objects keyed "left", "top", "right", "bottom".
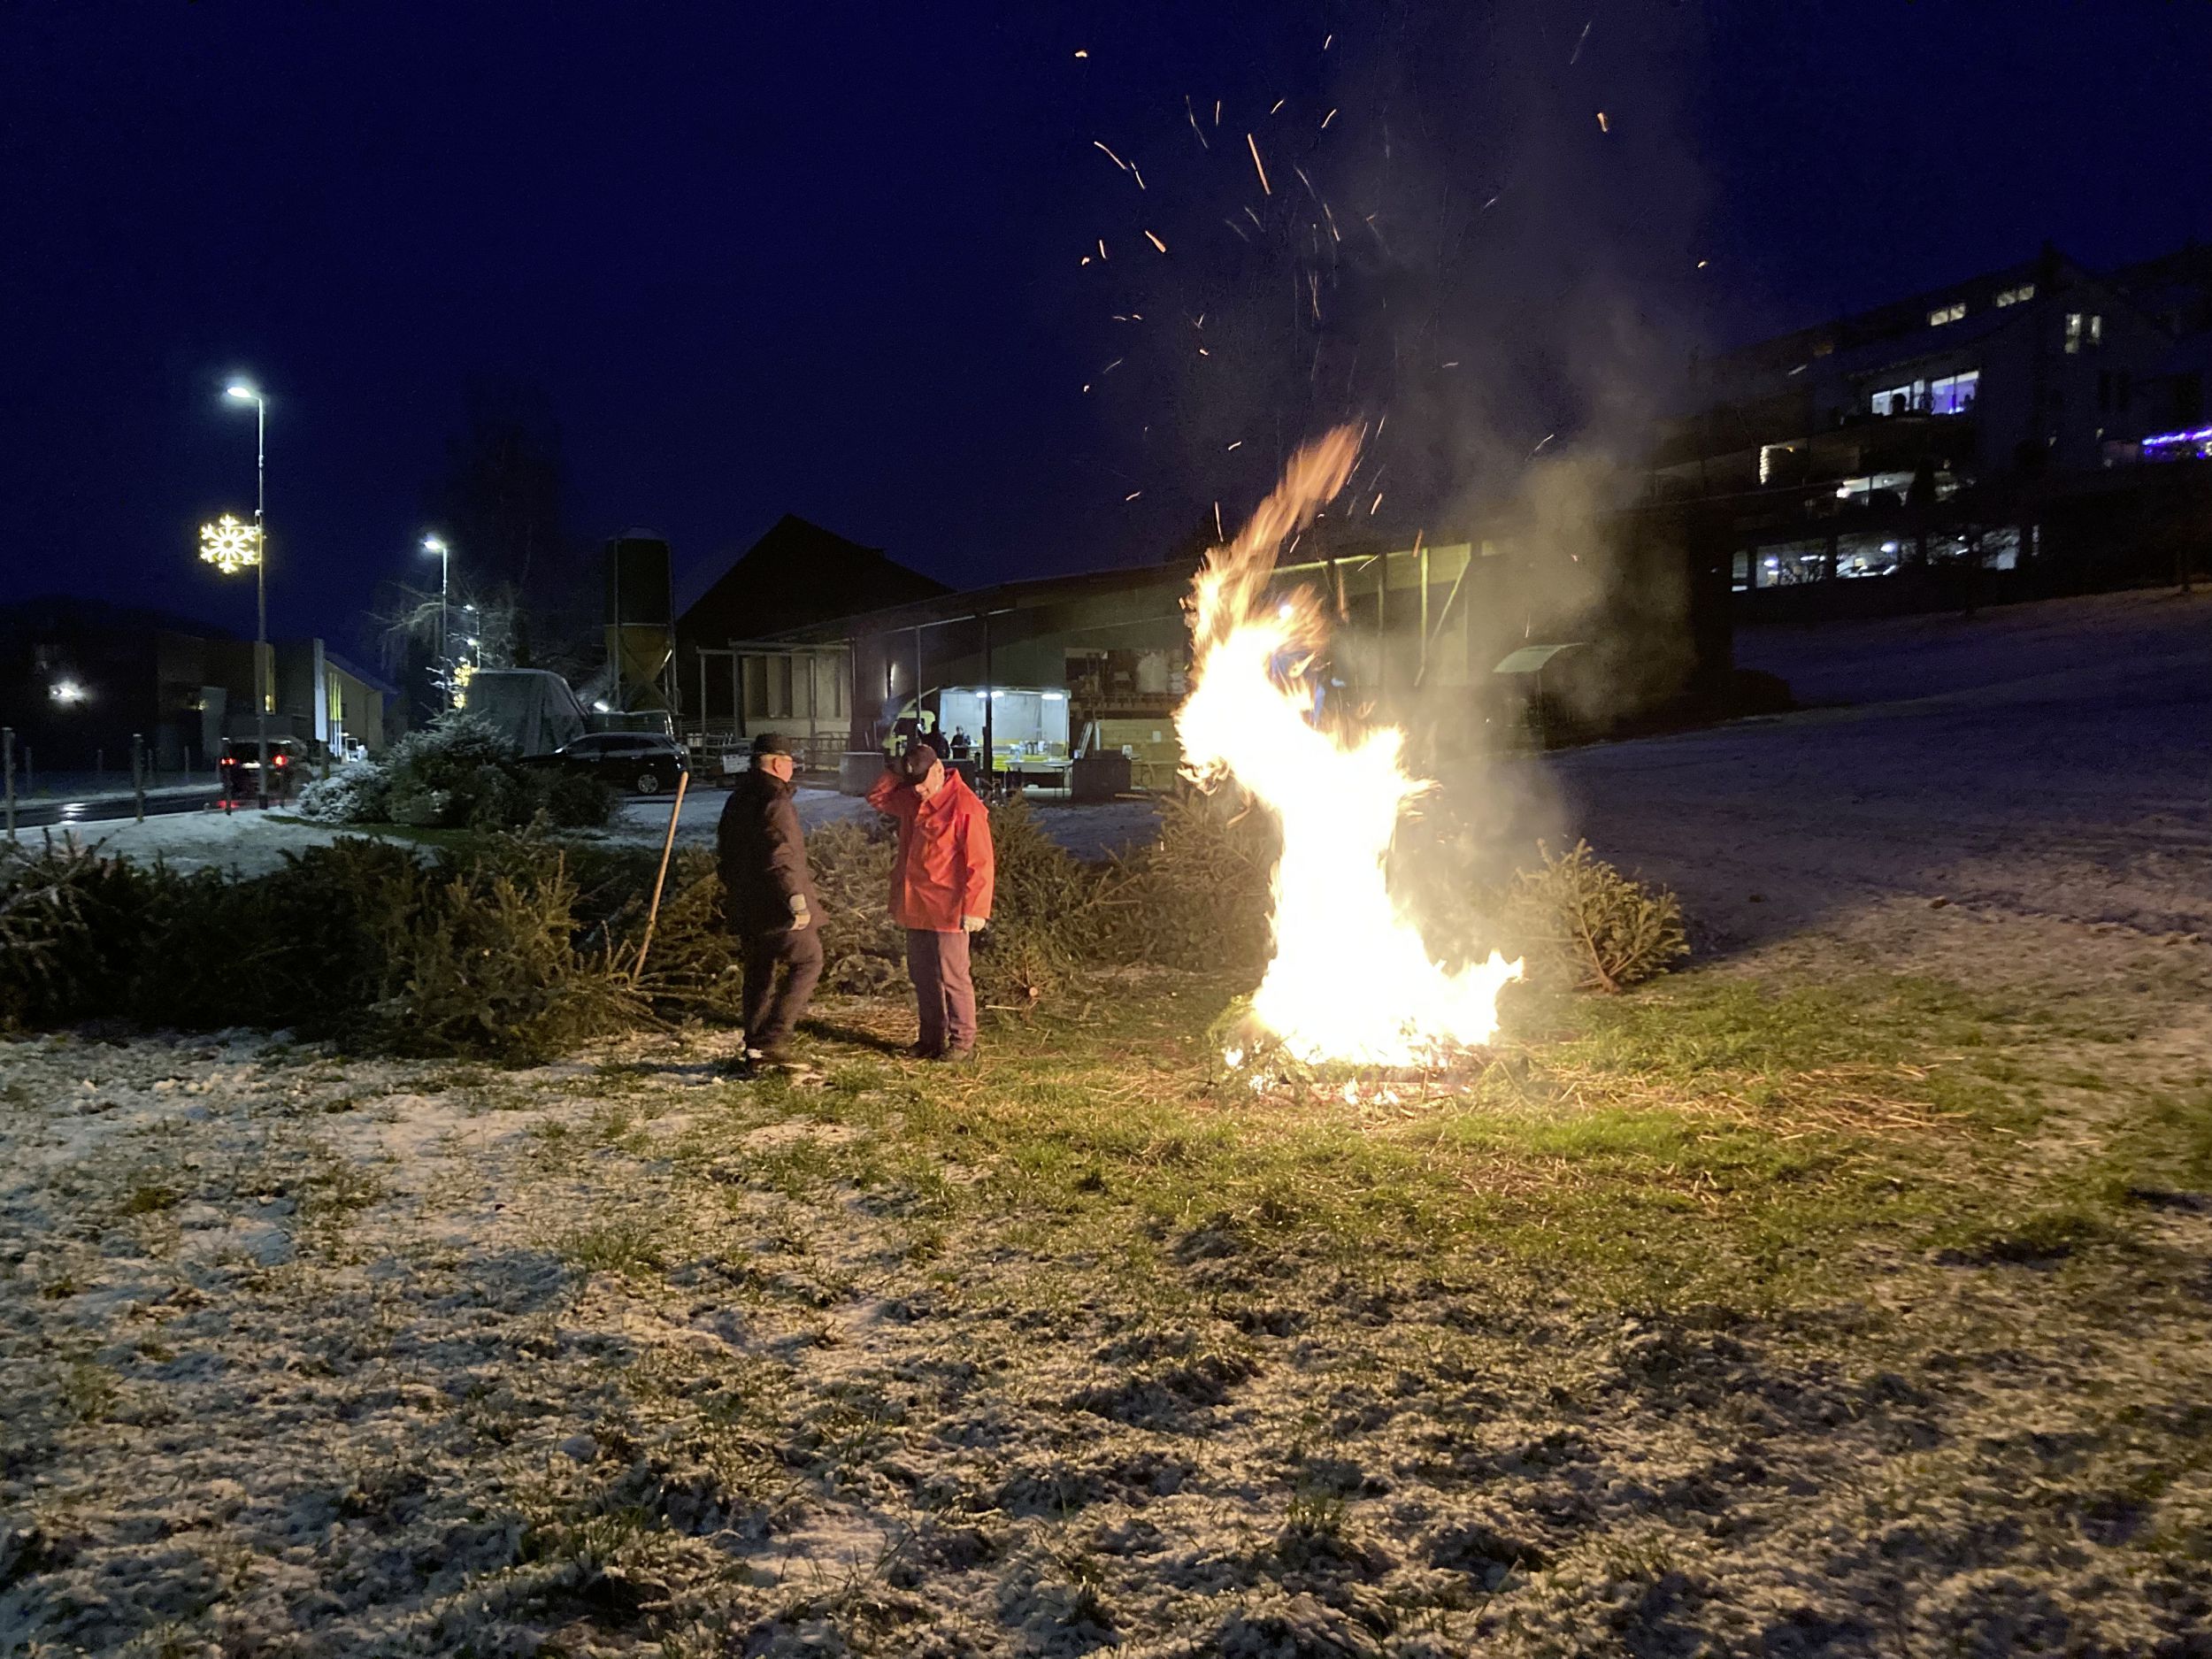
[{"left": 197, "top": 513, "right": 261, "bottom": 574}]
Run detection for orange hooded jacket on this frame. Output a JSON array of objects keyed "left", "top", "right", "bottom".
[{"left": 867, "top": 767, "right": 995, "bottom": 932}]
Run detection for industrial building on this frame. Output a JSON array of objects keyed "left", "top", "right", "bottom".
[
  {"left": 0, "top": 596, "right": 393, "bottom": 776},
  {"left": 735, "top": 502, "right": 1730, "bottom": 792}
]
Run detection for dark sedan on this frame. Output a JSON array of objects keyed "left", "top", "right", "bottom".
[{"left": 534, "top": 733, "right": 689, "bottom": 795}]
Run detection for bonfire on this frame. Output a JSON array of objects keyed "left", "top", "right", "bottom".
[{"left": 1177, "top": 426, "right": 1522, "bottom": 1070}]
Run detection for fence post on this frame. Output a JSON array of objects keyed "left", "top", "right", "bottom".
[
  {"left": 3, "top": 727, "right": 13, "bottom": 843},
  {"left": 133, "top": 733, "right": 146, "bottom": 823}
]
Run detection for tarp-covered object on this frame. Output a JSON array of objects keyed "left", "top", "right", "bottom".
[{"left": 465, "top": 669, "right": 588, "bottom": 756}]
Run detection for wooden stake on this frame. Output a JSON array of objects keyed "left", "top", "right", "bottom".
[{"left": 633, "top": 769, "right": 692, "bottom": 982}]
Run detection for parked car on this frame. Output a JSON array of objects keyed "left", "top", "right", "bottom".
[
  {"left": 530, "top": 732, "right": 689, "bottom": 795},
  {"left": 219, "top": 735, "right": 312, "bottom": 802}
]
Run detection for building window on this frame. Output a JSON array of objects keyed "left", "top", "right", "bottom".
[
  {"left": 2065, "top": 312, "right": 2083, "bottom": 353},
  {"left": 1928, "top": 302, "right": 1966, "bottom": 326},
  {"left": 1930, "top": 371, "right": 1979, "bottom": 415},
  {"left": 2088, "top": 313, "right": 2103, "bottom": 347},
  {"left": 1993, "top": 283, "right": 2035, "bottom": 307},
  {"left": 1870, "top": 380, "right": 1926, "bottom": 416}
]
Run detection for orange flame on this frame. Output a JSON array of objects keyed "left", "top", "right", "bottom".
[{"left": 1179, "top": 426, "right": 1522, "bottom": 1066}]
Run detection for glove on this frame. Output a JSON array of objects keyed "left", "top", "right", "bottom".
[{"left": 961, "top": 914, "right": 986, "bottom": 933}]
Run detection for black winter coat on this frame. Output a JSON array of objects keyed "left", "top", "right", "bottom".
[{"left": 716, "top": 770, "right": 819, "bottom": 935}]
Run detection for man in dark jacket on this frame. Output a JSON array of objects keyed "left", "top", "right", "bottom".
[{"left": 716, "top": 733, "right": 822, "bottom": 1066}]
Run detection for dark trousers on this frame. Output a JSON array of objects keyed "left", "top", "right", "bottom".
[
  {"left": 741, "top": 925, "right": 823, "bottom": 1053},
  {"left": 904, "top": 928, "right": 976, "bottom": 1056}
]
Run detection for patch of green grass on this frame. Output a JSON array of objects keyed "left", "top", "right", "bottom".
[
  {"left": 558, "top": 1217, "right": 669, "bottom": 1277},
  {"left": 122, "top": 1181, "right": 179, "bottom": 1216},
  {"left": 58, "top": 1359, "right": 118, "bottom": 1423}
]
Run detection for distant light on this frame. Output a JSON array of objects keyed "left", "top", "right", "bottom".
[
  {"left": 225, "top": 383, "right": 257, "bottom": 401},
  {"left": 422, "top": 535, "right": 446, "bottom": 553},
  {"left": 50, "top": 680, "right": 88, "bottom": 705},
  {"left": 464, "top": 636, "right": 479, "bottom": 647},
  {"left": 593, "top": 700, "right": 612, "bottom": 713}
]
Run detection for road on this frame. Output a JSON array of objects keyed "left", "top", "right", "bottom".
[{"left": 7, "top": 787, "right": 227, "bottom": 831}]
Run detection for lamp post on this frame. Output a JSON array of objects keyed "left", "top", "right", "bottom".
[
  {"left": 225, "top": 382, "right": 270, "bottom": 805},
  {"left": 422, "top": 536, "right": 451, "bottom": 706}
]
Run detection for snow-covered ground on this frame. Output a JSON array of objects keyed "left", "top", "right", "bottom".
[{"left": 1544, "top": 586, "right": 2212, "bottom": 972}]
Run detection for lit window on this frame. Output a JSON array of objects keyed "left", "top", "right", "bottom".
[
  {"left": 1870, "top": 381, "right": 1926, "bottom": 416},
  {"left": 1930, "top": 370, "right": 1979, "bottom": 415},
  {"left": 2065, "top": 312, "right": 2083, "bottom": 353},
  {"left": 1929, "top": 301, "right": 1966, "bottom": 326},
  {"left": 1993, "top": 283, "right": 2035, "bottom": 307},
  {"left": 2089, "top": 313, "right": 2103, "bottom": 346}
]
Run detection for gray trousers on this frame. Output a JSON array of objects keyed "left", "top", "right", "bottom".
[{"left": 904, "top": 928, "right": 976, "bottom": 1056}]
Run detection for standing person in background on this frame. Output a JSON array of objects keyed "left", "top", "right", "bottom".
[
  {"left": 716, "top": 733, "right": 822, "bottom": 1071},
  {"left": 868, "top": 742, "right": 995, "bottom": 1060}
]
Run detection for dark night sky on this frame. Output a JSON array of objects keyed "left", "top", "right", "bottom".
[{"left": 6, "top": 3, "right": 2211, "bottom": 657}]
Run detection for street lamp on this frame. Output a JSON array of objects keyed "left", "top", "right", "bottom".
[
  {"left": 224, "top": 381, "right": 270, "bottom": 806},
  {"left": 422, "top": 535, "right": 450, "bottom": 708}
]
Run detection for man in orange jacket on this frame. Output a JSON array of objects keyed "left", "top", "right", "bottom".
[{"left": 867, "top": 743, "right": 995, "bottom": 1060}]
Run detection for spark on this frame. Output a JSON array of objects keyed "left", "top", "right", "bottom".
[
  {"left": 1246, "top": 132, "right": 1271, "bottom": 195},
  {"left": 1696, "top": 258, "right": 1709, "bottom": 269},
  {"left": 1082, "top": 383, "right": 1091, "bottom": 393},
  {"left": 1224, "top": 218, "right": 1249, "bottom": 242},
  {"left": 1131, "top": 162, "right": 1146, "bottom": 189},
  {"left": 1529, "top": 433, "right": 1555, "bottom": 457},
  {"left": 1480, "top": 194, "right": 1500, "bottom": 211},
  {"left": 1323, "top": 31, "right": 1333, "bottom": 49},
  {"left": 1093, "top": 139, "right": 1131, "bottom": 173},
  {"left": 1097, "top": 238, "right": 1108, "bottom": 260},
  {"left": 1079, "top": 256, "right": 1091, "bottom": 265},
  {"left": 1441, "top": 361, "right": 1459, "bottom": 368},
  {"left": 1185, "top": 94, "right": 1210, "bottom": 149},
  {"left": 1292, "top": 164, "right": 1317, "bottom": 201},
  {"left": 1595, "top": 110, "right": 1609, "bottom": 132},
  {"left": 1570, "top": 19, "right": 1591, "bottom": 63},
  {"left": 1321, "top": 107, "right": 1337, "bottom": 128},
  {"left": 1270, "top": 98, "right": 1285, "bottom": 115},
  {"left": 1074, "top": 47, "right": 1088, "bottom": 58},
  {"left": 1214, "top": 501, "right": 1224, "bottom": 537},
  {"left": 1323, "top": 202, "right": 1340, "bottom": 242},
  {"left": 1243, "top": 205, "right": 1263, "bottom": 232},
  {"left": 1125, "top": 490, "right": 1142, "bottom": 502},
  {"left": 1226, "top": 440, "right": 1243, "bottom": 450},
  {"left": 1214, "top": 99, "right": 1221, "bottom": 126},
  {"left": 1197, "top": 346, "right": 1210, "bottom": 356},
  {"left": 1369, "top": 493, "right": 1383, "bottom": 516},
  {"left": 1144, "top": 229, "right": 1167, "bottom": 253},
  {"left": 1102, "top": 357, "right": 1124, "bottom": 373}
]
